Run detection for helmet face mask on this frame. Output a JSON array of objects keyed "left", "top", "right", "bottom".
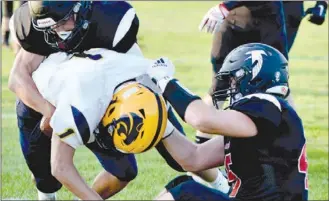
[
  {"left": 212, "top": 68, "right": 247, "bottom": 107},
  {"left": 212, "top": 43, "right": 290, "bottom": 107},
  {"left": 30, "top": 1, "right": 92, "bottom": 52}
]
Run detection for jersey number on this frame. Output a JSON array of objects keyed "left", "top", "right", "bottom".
[
  {"left": 225, "top": 153, "right": 241, "bottom": 198},
  {"left": 298, "top": 143, "right": 308, "bottom": 190}
]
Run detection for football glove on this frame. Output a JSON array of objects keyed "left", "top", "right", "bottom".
[
  {"left": 147, "top": 57, "right": 175, "bottom": 93},
  {"left": 199, "top": 3, "right": 229, "bottom": 34},
  {"left": 305, "top": 1, "right": 328, "bottom": 25}
]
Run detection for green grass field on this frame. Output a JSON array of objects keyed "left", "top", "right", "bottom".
[{"left": 1, "top": 2, "right": 328, "bottom": 200}]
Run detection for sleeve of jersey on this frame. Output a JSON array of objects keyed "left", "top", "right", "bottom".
[
  {"left": 222, "top": 1, "right": 242, "bottom": 10},
  {"left": 112, "top": 7, "right": 139, "bottom": 53},
  {"left": 50, "top": 99, "right": 85, "bottom": 149},
  {"left": 231, "top": 94, "right": 282, "bottom": 132}
]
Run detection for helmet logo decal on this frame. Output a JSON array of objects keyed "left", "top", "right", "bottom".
[
  {"left": 275, "top": 71, "right": 281, "bottom": 82},
  {"left": 109, "top": 113, "right": 144, "bottom": 146},
  {"left": 245, "top": 50, "right": 267, "bottom": 80}
]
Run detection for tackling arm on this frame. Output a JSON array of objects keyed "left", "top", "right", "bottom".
[
  {"left": 51, "top": 134, "right": 102, "bottom": 200},
  {"left": 184, "top": 99, "right": 257, "bottom": 137},
  {"left": 8, "top": 48, "right": 55, "bottom": 117},
  {"left": 162, "top": 129, "right": 224, "bottom": 172},
  {"left": 147, "top": 57, "right": 257, "bottom": 138},
  {"left": 163, "top": 79, "right": 257, "bottom": 138}
]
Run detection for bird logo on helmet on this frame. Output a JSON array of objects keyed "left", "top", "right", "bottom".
[
  {"left": 107, "top": 112, "right": 145, "bottom": 146},
  {"left": 213, "top": 43, "right": 289, "bottom": 106},
  {"left": 101, "top": 82, "right": 168, "bottom": 154}
]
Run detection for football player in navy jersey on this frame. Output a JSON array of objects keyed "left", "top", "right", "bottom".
[
  {"left": 191, "top": 1, "right": 292, "bottom": 190},
  {"left": 194, "top": 1, "right": 293, "bottom": 163},
  {"left": 8, "top": 1, "right": 222, "bottom": 199},
  {"left": 147, "top": 43, "right": 308, "bottom": 201}
]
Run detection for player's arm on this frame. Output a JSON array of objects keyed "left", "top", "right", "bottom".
[
  {"left": 183, "top": 98, "right": 257, "bottom": 137},
  {"left": 50, "top": 99, "right": 102, "bottom": 200},
  {"left": 51, "top": 134, "right": 102, "bottom": 200},
  {"left": 162, "top": 79, "right": 284, "bottom": 139},
  {"left": 147, "top": 59, "right": 257, "bottom": 137},
  {"left": 162, "top": 129, "right": 225, "bottom": 172},
  {"left": 154, "top": 79, "right": 257, "bottom": 137},
  {"left": 8, "top": 48, "right": 55, "bottom": 117}
]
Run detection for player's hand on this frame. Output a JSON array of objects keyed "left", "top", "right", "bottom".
[
  {"left": 147, "top": 57, "right": 175, "bottom": 92},
  {"left": 305, "top": 1, "right": 328, "bottom": 25},
  {"left": 40, "top": 101, "right": 56, "bottom": 137},
  {"left": 198, "top": 4, "right": 229, "bottom": 34}
]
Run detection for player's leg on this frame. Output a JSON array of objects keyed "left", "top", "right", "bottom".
[
  {"left": 86, "top": 142, "right": 138, "bottom": 199},
  {"left": 156, "top": 180, "right": 230, "bottom": 201},
  {"left": 257, "top": 5, "right": 298, "bottom": 109},
  {"left": 256, "top": 2, "right": 288, "bottom": 59},
  {"left": 16, "top": 100, "right": 62, "bottom": 200},
  {"left": 282, "top": 1, "right": 304, "bottom": 53},
  {"left": 2, "top": 0, "right": 13, "bottom": 46}
]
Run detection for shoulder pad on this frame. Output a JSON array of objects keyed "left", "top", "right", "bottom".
[
  {"left": 92, "top": 1, "right": 138, "bottom": 53},
  {"left": 231, "top": 93, "right": 282, "bottom": 127},
  {"left": 242, "top": 93, "right": 281, "bottom": 111}
]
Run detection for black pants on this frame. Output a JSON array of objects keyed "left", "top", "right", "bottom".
[{"left": 283, "top": 1, "right": 304, "bottom": 52}]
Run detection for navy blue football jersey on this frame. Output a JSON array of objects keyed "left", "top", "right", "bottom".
[
  {"left": 225, "top": 93, "right": 308, "bottom": 201},
  {"left": 12, "top": 1, "right": 139, "bottom": 56}
]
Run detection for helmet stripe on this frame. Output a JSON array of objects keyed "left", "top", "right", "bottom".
[{"left": 144, "top": 93, "right": 165, "bottom": 152}]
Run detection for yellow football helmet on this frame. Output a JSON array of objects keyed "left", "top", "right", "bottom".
[{"left": 101, "top": 82, "right": 168, "bottom": 154}]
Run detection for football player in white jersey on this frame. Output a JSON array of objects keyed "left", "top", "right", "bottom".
[{"left": 32, "top": 48, "right": 228, "bottom": 200}]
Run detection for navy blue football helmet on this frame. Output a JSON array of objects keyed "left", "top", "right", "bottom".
[
  {"left": 213, "top": 43, "right": 289, "bottom": 106},
  {"left": 29, "top": 1, "right": 92, "bottom": 52}
]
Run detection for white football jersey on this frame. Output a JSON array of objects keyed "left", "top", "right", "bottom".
[{"left": 32, "top": 48, "right": 153, "bottom": 149}]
